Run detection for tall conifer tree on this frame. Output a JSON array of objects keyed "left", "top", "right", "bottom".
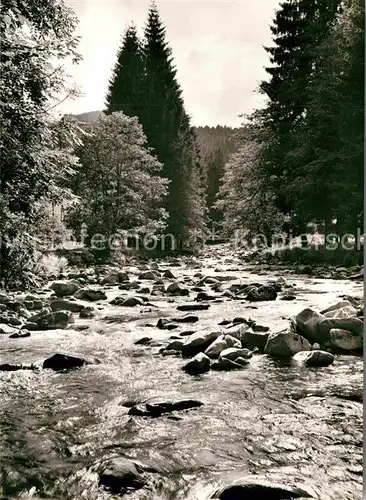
[
  {"left": 258, "top": 0, "right": 341, "bottom": 218},
  {"left": 105, "top": 23, "right": 145, "bottom": 117}
]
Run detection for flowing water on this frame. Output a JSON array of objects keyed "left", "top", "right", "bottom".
[{"left": 0, "top": 247, "right": 363, "bottom": 499}]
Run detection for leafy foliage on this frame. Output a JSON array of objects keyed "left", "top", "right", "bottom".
[
  {"left": 0, "top": 0, "right": 81, "bottom": 286},
  {"left": 216, "top": 140, "right": 285, "bottom": 244},
  {"left": 65, "top": 112, "right": 169, "bottom": 248}
]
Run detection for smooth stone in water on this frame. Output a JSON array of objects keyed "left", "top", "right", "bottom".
[
  {"left": 99, "top": 457, "right": 145, "bottom": 493},
  {"left": 42, "top": 353, "right": 87, "bottom": 371},
  {"left": 211, "top": 478, "right": 312, "bottom": 499},
  {"left": 177, "top": 303, "right": 210, "bottom": 312},
  {"left": 50, "top": 281, "right": 80, "bottom": 297},
  {"left": 329, "top": 328, "right": 363, "bottom": 351},
  {"left": 264, "top": 330, "right": 311, "bottom": 357},
  {"left": 128, "top": 399, "right": 203, "bottom": 417},
  {"left": 219, "top": 347, "right": 252, "bottom": 361},
  {"left": 182, "top": 330, "right": 221, "bottom": 357},
  {"left": 182, "top": 352, "right": 210, "bottom": 374},
  {"left": 293, "top": 350, "right": 334, "bottom": 367}
]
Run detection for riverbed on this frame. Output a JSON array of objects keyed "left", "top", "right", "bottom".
[{"left": 0, "top": 245, "right": 363, "bottom": 499}]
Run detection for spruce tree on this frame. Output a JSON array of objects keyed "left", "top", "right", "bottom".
[
  {"left": 140, "top": 2, "right": 206, "bottom": 249},
  {"left": 105, "top": 23, "right": 145, "bottom": 118},
  {"left": 258, "top": 0, "right": 341, "bottom": 217}
]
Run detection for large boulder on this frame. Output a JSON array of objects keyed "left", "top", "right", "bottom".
[
  {"left": 99, "top": 457, "right": 145, "bottom": 494},
  {"left": 182, "top": 352, "right": 210, "bottom": 374},
  {"left": 50, "top": 281, "right": 80, "bottom": 297},
  {"left": 293, "top": 350, "right": 335, "bottom": 367},
  {"left": 182, "top": 330, "right": 221, "bottom": 357},
  {"left": 211, "top": 478, "right": 311, "bottom": 499},
  {"left": 317, "top": 317, "right": 363, "bottom": 339},
  {"left": 42, "top": 353, "right": 87, "bottom": 371},
  {"left": 264, "top": 330, "right": 311, "bottom": 357},
  {"left": 240, "top": 326, "right": 269, "bottom": 351},
  {"left": 246, "top": 285, "right": 277, "bottom": 302},
  {"left": 293, "top": 308, "right": 326, "bottom": 344},
  {"left": 36, "top": 311, "right": 74, "bottom": 330},
  {"left": 329, "top": 328, "right": 363, "bottom": 351}
]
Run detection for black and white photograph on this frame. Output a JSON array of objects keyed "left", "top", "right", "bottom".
[{"left": 0, "top": 0, "right": 364, "bottom": 498}]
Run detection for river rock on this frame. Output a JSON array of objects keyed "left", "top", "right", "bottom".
[
  {"left": 177, "top": 303, "right": 210, "bottom": 311},
  {"left": 0, "top": 324, "right": 16, "bottom": 335},
  {"left": 79, "top": 306, "right": 96, "bottom": 318},
  {"left": 329, "top": 328, "right": 363, "bottom": 351},
  {"left": 0, "top": 363, "right": 36, "bottom": 372},
  {"left": 246, "top": 285, "right": 277, "bottom": 302},
  {"left": 204, "top": 335, "right": 228, "bottom": 358},
  {"left": 219, "top": 347, "right": 252, "bottom": 361},
  {"left": 165, "top": 340, "right": 184, "bottom": 351},
  {"left": 29, "top": 307, "right": 52, "bottom": 323},
  {"left": 50, "top": 281, "right": 80, "bottom": 297},
  {"left": 317, "top": 317, "right": 363, "bottom": 338},
  {"left": 99, "top": 457, "right": 145, "bottom": 493},
  {"left": 163, "top": 269, "right": 175, "bottom": 278},
  {"left": 293, "top": 350, "right": 335, "bottom": 367},
  {"left": 224, "top": 335, "right": 241, "bottom": 348},
  {"left": 323, "top": 305, "right": 358, "bottom": 319},
  {"left": 121, "top": 297, "right": 144, "bottom": 307},
  {"left": 102, "top": 271, "right": 129, "bottom": 285},
  {"left": 139, "top": 270, "right": 160, "bottom": 280},
  {"left": 240, "top": 327, "right": 269, "bottom": 351},
  {"left": 157, "top": 318, "right": 178, "bottom": 330},
  {"left": 166, "top": 281, "right": 189, "bottom": 296},
  {"left": 171, "top": 314, "right": 199, "bottom": 323},
  {"left": 6, "top": 316, "right": 22, "bottom": 326},
  {"left": 128, "top": 399, "right": 203, "bottom": 417},
  {"left": 182, "top": 330, "right": 221, "bottom": 357},
  {"left": 21, "top": 322, "right": 38, "bottom": 331},
  {"left": 134, "top": 337, "right": 152, "bottom": 345},
  {"left": 211, "top": 478, "right": 312, "bottom": 499},
  {"left": 9, "top": 330, "right": 31, "bottom": 339},
  {"left": 195, "top": 291, "right": 217, "bottom": 301},
  {"left": 0, "top": 293, "right": 10, "bottom": 304},
  {"left": 264, "top": 330, "right": 311, "bottom": 357},
  {"left": 35, "top": 311, "right": 74, "bottom": 330},
  {"left": 74, "top": 289, "right": 107, "bottom": 301},
  {"left": 293, "top": 308, "right": 326, "bottom": 344},
  {"left": 321, "top": 300, "right": 355, "bottom": 315},
  {"left": 183, "top": 352, "right": 210, "bottom": 374},
  {"left": 50, "top": 299, "right": 84, "bottom": 313},
  {"left": 42, "top": 353, "right": 86, "bottom": 371}
]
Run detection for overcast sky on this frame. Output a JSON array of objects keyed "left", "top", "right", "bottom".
[{"left": 63, "top": 0, "right": 281, "bottom": 127}]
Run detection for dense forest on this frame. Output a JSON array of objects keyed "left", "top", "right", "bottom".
[{"left": 0, "top": 0, "right": 364, "bottom": 287}]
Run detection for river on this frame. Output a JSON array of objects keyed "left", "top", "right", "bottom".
[{"left": 0, "top": 245, "right": 363, "bottom": 499}]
